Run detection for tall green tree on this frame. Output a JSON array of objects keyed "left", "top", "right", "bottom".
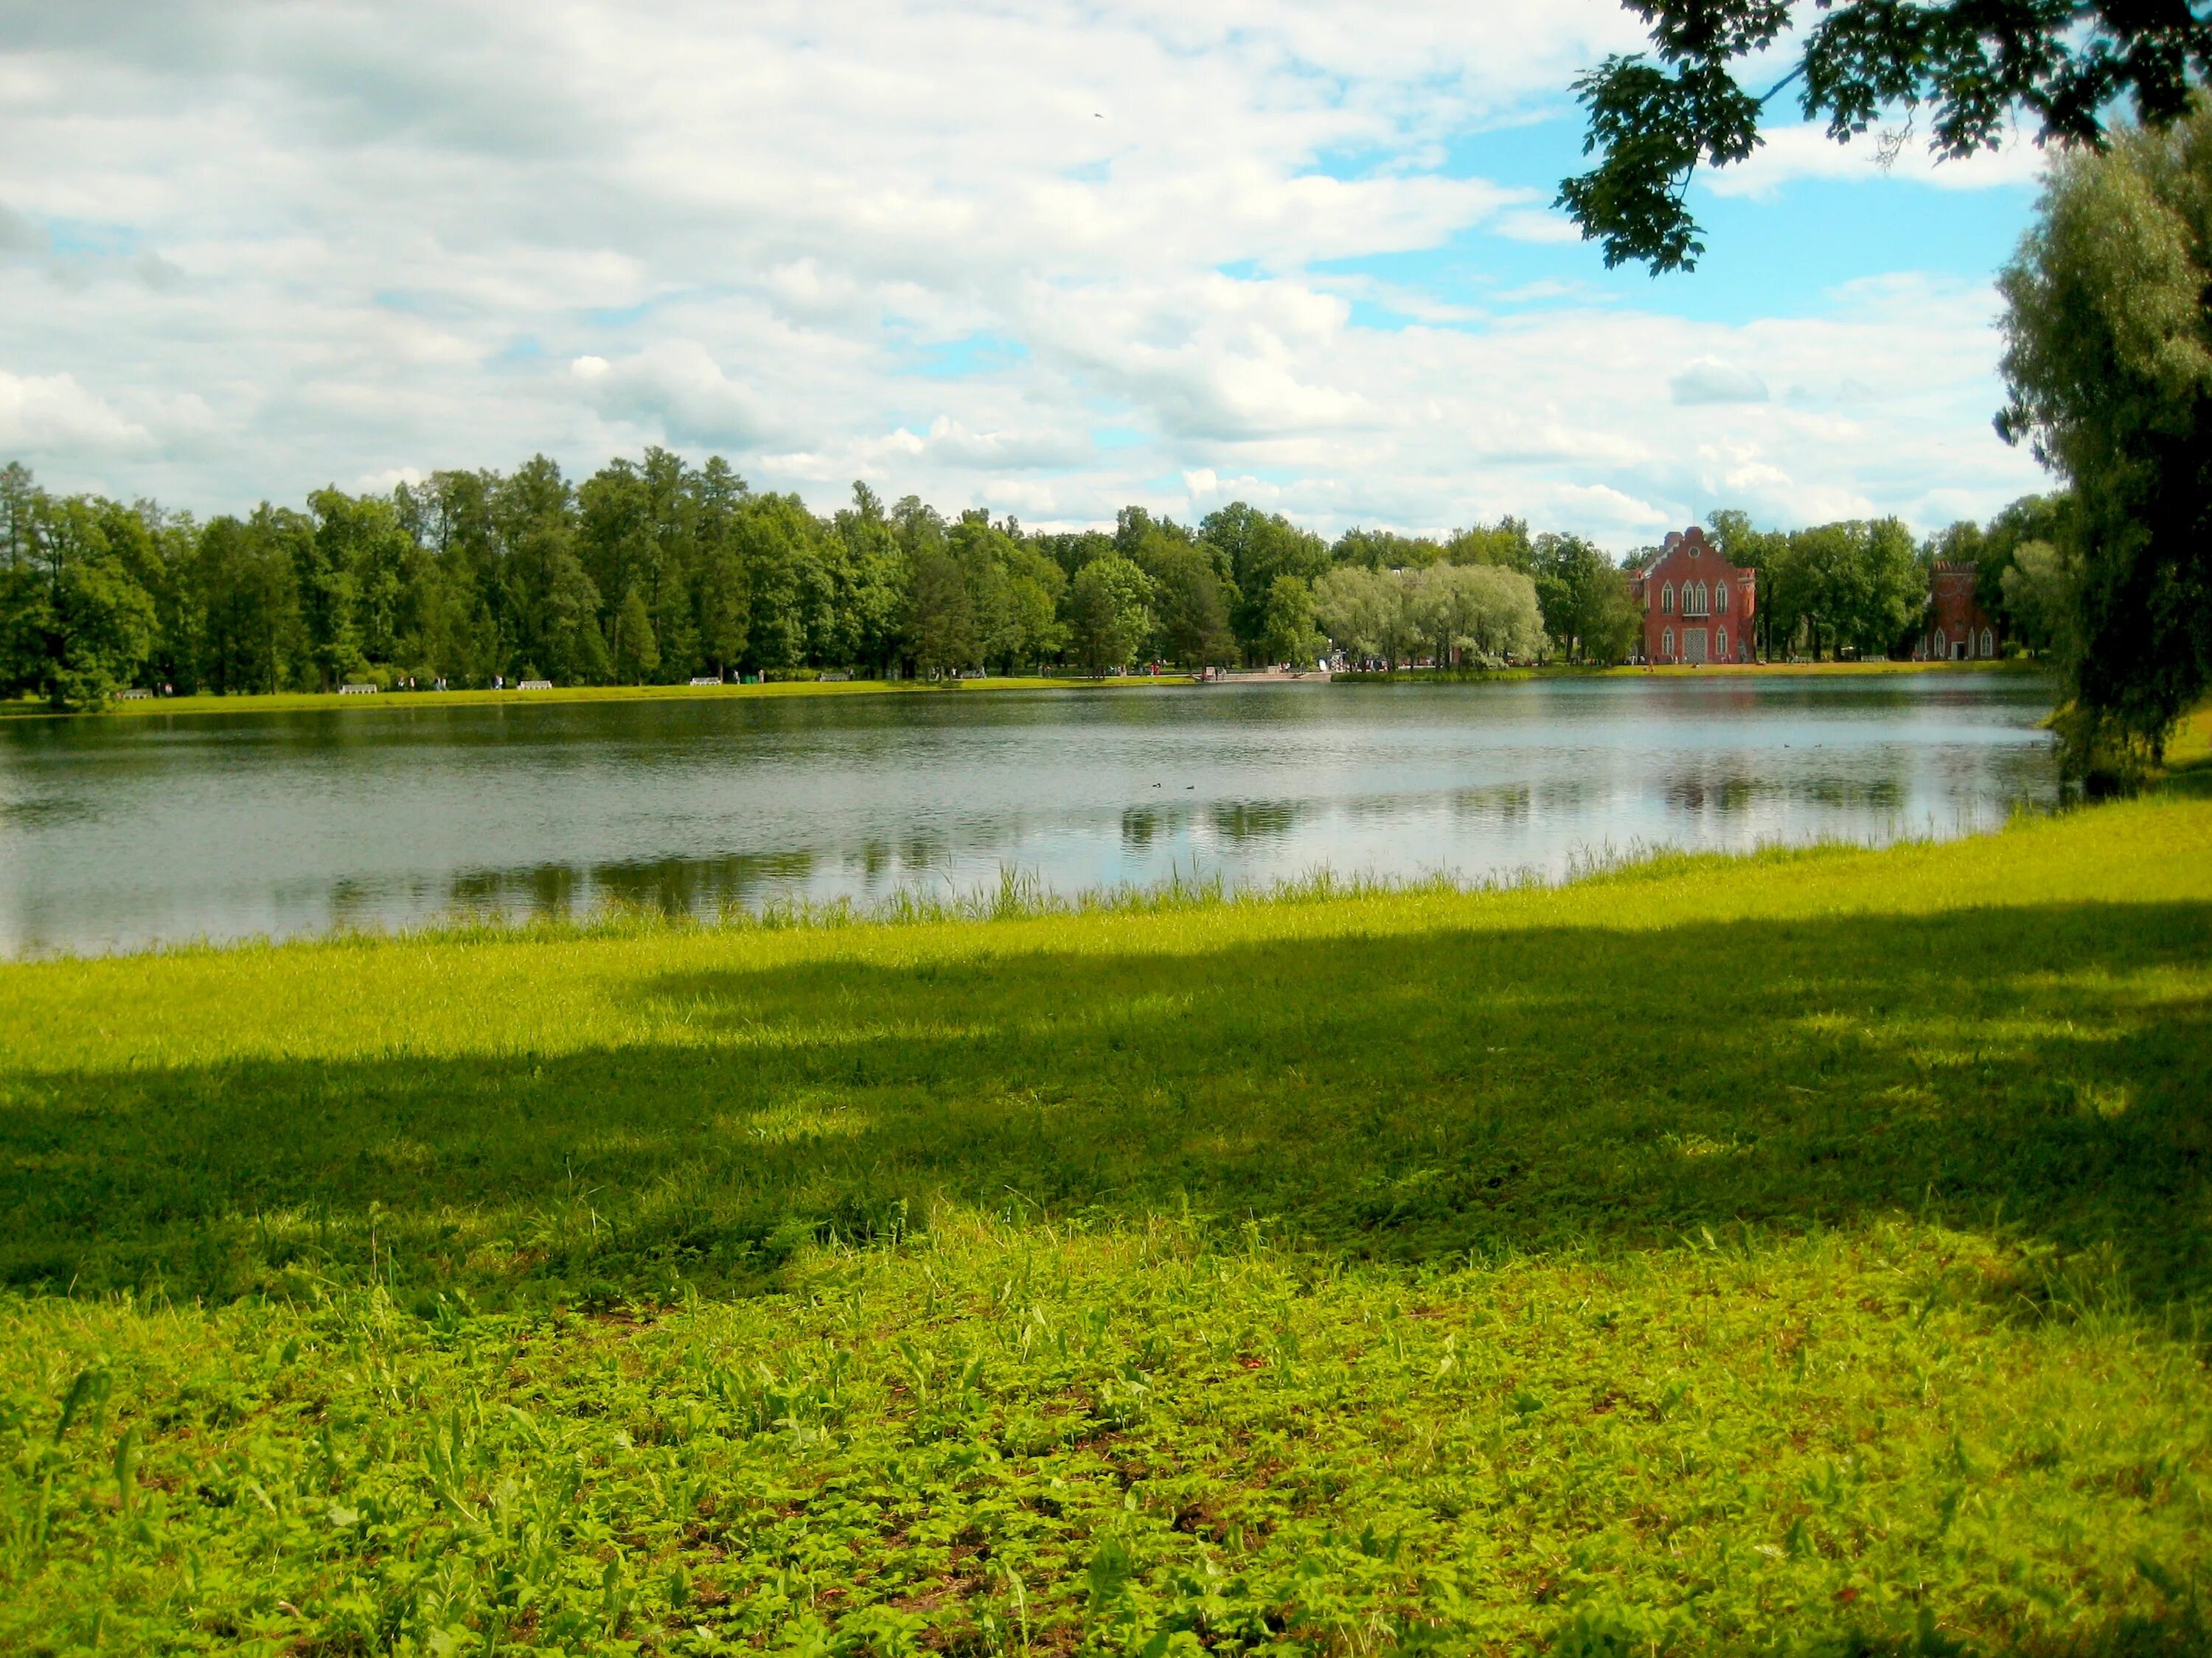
[
  {"left": 908, "top": 546, "right": 978, "bottom": 678},
  {"left": 1531, "top": 533, "right": 1618, "bottom": 662},
  {"left": 611, "top": 588, "right": 658, "bottom": 684},
  {"left": 191, "top": 513, "right": 306, "bottom": 694},
  {"left": 0, "top": 462, "right": 37, "bottom": 570},
  {"left": 295, "top": 492, "right": 366, "bottom": 690},
  {"left": 1150, "top": 543, "right": 1236, "bottom": 668},
  {"left": 1770, "top": 519, "right": 1923, "bottom": 660},
  {"left": 1259, "top": 574, "right": 1326, "bottom": 668},
  {"left": 13, "top": 495, "right": 160, "bottom": 707},
  {"left": 694, "top": 458, "right": 751, "bottom": 678},
  {"left": 1067, "top": 555, "right": 1154, "bottom": 675},
  {"left": 2000, "top": 540, "right": 2082, "bottom": 660},
  {"left": 1200, "top": 502, "right": 1328, "bottom": 658},
  {"left": 1997, "top": 100, "right": 2212, "bottom": 776}
]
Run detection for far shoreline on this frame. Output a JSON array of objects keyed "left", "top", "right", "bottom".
[
  {"left": 0, "top": 672, "right": 1201, "bottom": 722},
  {"left": 0, "top": 655, "right": 2044, "bottom": 722}
]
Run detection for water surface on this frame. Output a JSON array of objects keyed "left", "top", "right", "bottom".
[{"left": 0, "top": 674, "right": 2058, "bottom": 957}]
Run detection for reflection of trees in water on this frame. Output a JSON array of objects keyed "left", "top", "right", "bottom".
[
  {"left": 1450, "top": 784, "right": 1534, "bottom": 823},
  {"left": 447, "top": 869, "right": 506, "bottom": 909},
  {"left": 1802, "top": 777, "right": 1906, "bottom": 811},
  {"left": 1208, "top": 801, "right": 1301, "bottom": 842},
  {"left": 0, "top": 795, "right": 94, "bottom": 829},
  {"left": 594, "top": 853, "right": 815, "bottom": 914},
  {"left": 445, "top": 852, "right": 816, "bottom": 920},
  {"left": 529, "top": 864, "right": 582, "bottom": 913},
  {"left": 1662, "top": 772, "right": 1908, "bottom": 814},
  {"left": 1665, "top": 775, "right": 1759, "bottom": 814},
  {"left": 329, "top": 877, "right": 377, "bottom": 927}
]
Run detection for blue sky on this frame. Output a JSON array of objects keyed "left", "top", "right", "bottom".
[{"left": 0, "top": 0, "right": 2052, "bottom": 548}]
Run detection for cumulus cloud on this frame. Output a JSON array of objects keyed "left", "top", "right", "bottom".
[
  {"left": 0, "top": 371, "right": 154, "bottom": 453},
  {"left": 569, "top": 343, "right": 781, "bottom": 450},
  {"left": 0, "top": 0, "right": 2045, "bottom": 538}
]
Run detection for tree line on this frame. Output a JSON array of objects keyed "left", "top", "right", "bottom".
[
  {"left": 0, "top": 458, "right": 1599, "bottom": 703},
  {"left": 0, "top": 450, "right": 2087, "bottom": 708}
]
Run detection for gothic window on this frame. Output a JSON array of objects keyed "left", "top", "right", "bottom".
[
  {"left": 1715, "top": 582, "right": 1729, "bottom": 613},
  {"left": 1717, "top": 627, "right": 1728, "bottom": 658},
  {"left": 1980, "top": 627, "right": 1994, "bottom": 658},
  {"left": 1662, "top": 627, "right": 1674, "bottom": 658},
  {"left": 1661, "top": 583, "right": 1674, "bottom": 613}
]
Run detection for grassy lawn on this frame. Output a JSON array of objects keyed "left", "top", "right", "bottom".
[
  {"left": 2, "top": 796, "right": 2209, "bottom": 1654},
  {"left": 0, "top": 674, "right": 1199, "bottom": 722}
]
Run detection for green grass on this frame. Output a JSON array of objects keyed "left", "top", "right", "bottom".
[
  {"left": 0, "top": 673, "right": 1199, "bottom": 722},
  {"left": 4, "top": 798, "right": 2210, "bottom": 1654}
]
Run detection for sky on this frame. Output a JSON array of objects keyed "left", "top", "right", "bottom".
[{"left": 0, "top": 0, "right": 2057, "bottom": 548}]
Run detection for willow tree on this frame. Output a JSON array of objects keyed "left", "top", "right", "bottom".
[{"left": 1997, "top": 101, "right": 2212, "bottom": 780}]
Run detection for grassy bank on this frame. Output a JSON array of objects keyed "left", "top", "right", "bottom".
[
  {"left": 1318, "top": 663, "right": 2044, "bottom": 689},
  {"left": 1332, "top": 661, "right": 2041, "bottom": 686},
  {"left": 0, "top": 673, "right": 1199, "bottom": 722},
  {"left": 4, "top": 798, "right": 2210, "bottom": 1654},
  {"left": 1599, "top": 659, "right": 2045, "bottom": 679}
]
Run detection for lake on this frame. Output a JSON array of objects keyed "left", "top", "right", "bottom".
[{"left": 0, "top": 672, "right": 2059, "bottom": 957}]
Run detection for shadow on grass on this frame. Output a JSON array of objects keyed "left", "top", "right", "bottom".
[
  {"left": 1772, "top": 1608, "right": 2211, "bottom": 1658},
  {"left": 2, "top": 899, "right": 2206, "bottom": 1305}
]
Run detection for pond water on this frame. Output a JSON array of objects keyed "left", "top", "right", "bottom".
[{"left": 0, "top": 673, "right": 2059, "bottom": 958}]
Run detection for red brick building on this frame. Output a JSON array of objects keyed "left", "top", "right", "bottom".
[
  {"left": 1917, "top": 560, "right": 1998, "bottom": 661},
  {"left": 1628, "top": 526, "right": 1756, "bottom": 664}
]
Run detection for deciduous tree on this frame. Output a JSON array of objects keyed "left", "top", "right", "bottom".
[
  {"left": 1997, "top": 100, "right": 2212, "bottom": 776},
  {"left": 1562, "top": 2, "right": 2212, "bottom": 272}
]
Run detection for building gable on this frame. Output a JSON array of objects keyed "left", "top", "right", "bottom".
[{"left": 1633, "top": 526, "right": 1754, "bottom": 663}]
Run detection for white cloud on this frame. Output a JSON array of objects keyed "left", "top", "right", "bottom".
[
  {"left": 0, "top": 370, "right": 153, "bottom": 453},
  {"left": 569, "top": 343, "right": 781, "bottom": 450},
  {"left": 0, "top": 0, "right": 2045, "bottom": 542},
  {"left": 1707, "top": 121, "right": 2048, "bottom": 200},
  {"left": 1492, "top": 207, "right": 1582, "bottom": 244},
  {"left": 1671, "top": 358, "right": 1769, "bottom": 405},
  {"left": 0, "top": 369, "right": 216, "bottom": 461}
]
